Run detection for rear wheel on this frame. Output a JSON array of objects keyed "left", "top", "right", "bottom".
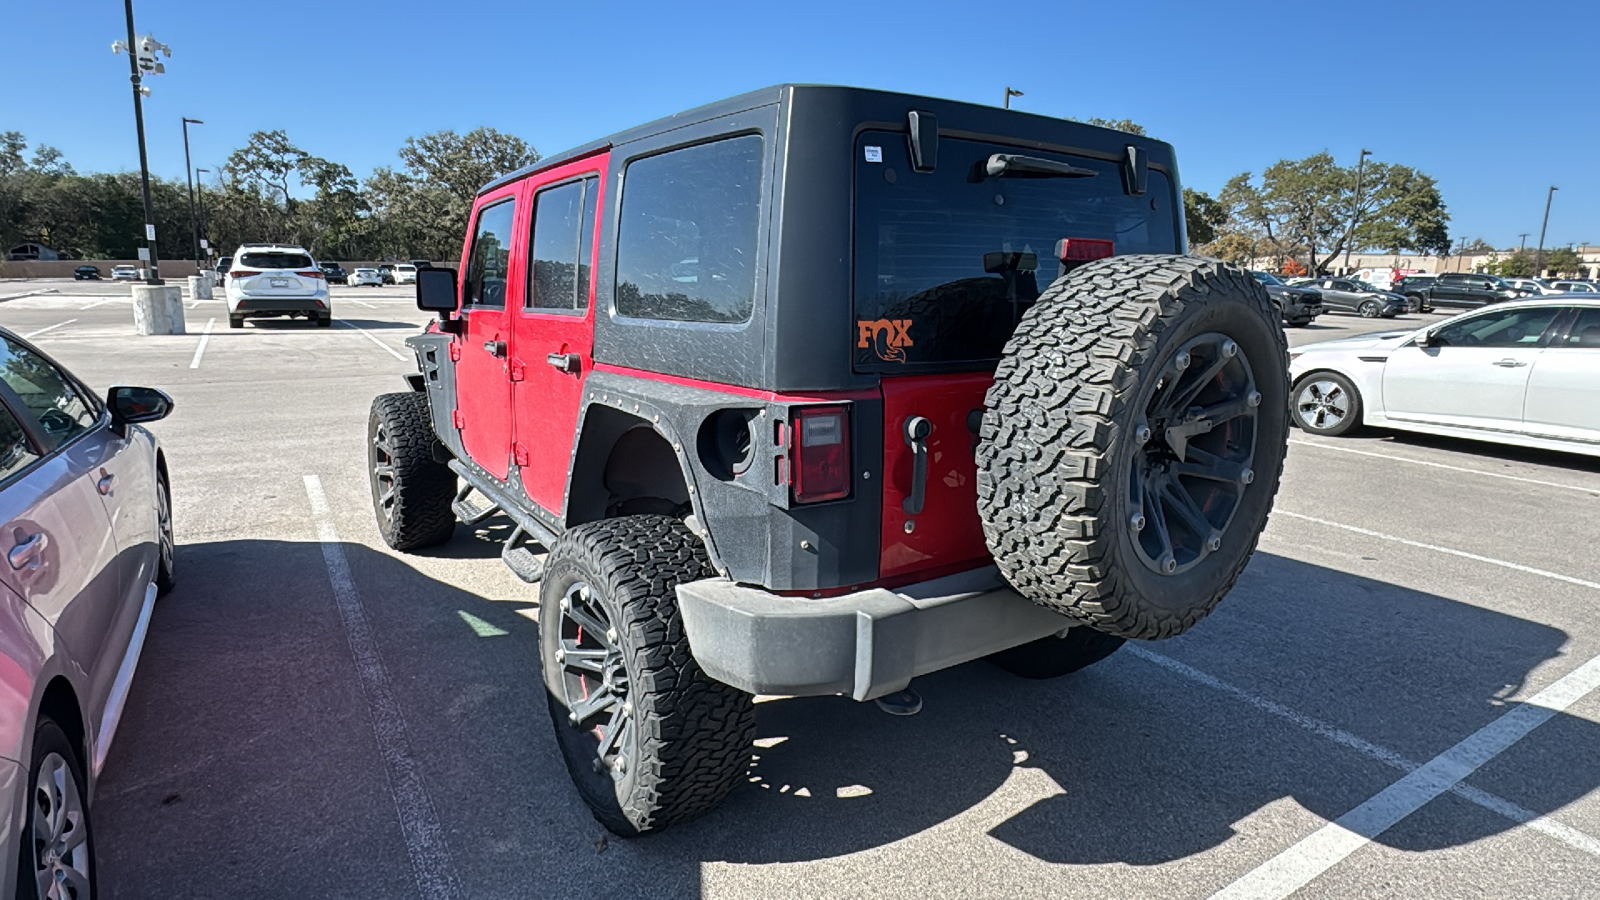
[
  {"left": 317, "top": 316, "right": 332, "bottom": 328},
  {"left": 977, "top": 255, "right": 1290, "bottom": 640},
  {"left": 1291, "top": 372, "right": 1362, "bottom": 436},
  {"left": 16, "top": 718, "right": 94, "bottom": 900},
  {"left": 988, "top": 627, "right": 1126, "bottom": 678},
  {"left": 228, "top": 315, "right": 243, "bottom": 329},
  {"left": 368, "top": 392, "right": 456, "bottom": 550},
  {"left": 540, "top": 516, "right": 755, "bottom": 836},
  {"left": 1286, "top": 317, "right": 1312, "bottom": 327}
]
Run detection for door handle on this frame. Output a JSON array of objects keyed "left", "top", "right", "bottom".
[
  {"left": 97, "top": 468, "right": 115, "bottom": 495},
  {"left": 1491, "top": 358, "right": 1528, "bottom": 368},
  {"left": 902, "top": 416, "right": 933, "bottom": 515},
  {"left": 8, "top": 532, "right": 45, "bottom": 571},
  {"left": 483, "top": 340, "right": 507, "bottom": 358},
  {"left": 546, "top": 352, "right": 580, "bottom": 374}
]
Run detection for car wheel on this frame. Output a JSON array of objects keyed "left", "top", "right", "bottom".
[
  {"left": 317, "top": 316, "right": 332, "bottom": 328},
  {"left": 1285, "top": 317, "right": 1312, "bottom": 328},
  {"left": 155, "top": 472, "right": 175, "bottom": 596},
  {"left": 977, "top": 255, "right": 1289, "bottom": 640},
  {"left": 229, "top": 315, "right": 243, "bottom": 329},
  {"left": 17, "top": 718, "right": 95, "bottom": 900},
  {"left": 540, "top": 515, "right": 755, "bottom": 836},
  {"left": 988, "top": 626, "right": 1126, "bottom": 678},
  {"left": 1358, "top": 300, "right": 1382, "bottom": 318},
  {"left": 368, "top": 392, "right": 456, "bottom": 551},
  {"left": 1291, "top": 372, "right": 1362, "bottom": 437}
]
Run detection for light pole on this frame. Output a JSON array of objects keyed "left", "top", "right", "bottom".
[
  {"left": 111, "top": 1, "right": 170, "bottom": 285},
  {"left": 195, "top": 167, "right": 210, "bottom": 262},
  {"left": 1003, "top": 86, "right": 1024, "bottom": 109},
  {"left": 1535, "top": 185, "right": 1558, "bottom": 278},
  {"left": 182, "top": 117, "right": 203, "bottom": 271},
  {"left": 1343, "top": 148, "right": 1373, "bottom": 273}
]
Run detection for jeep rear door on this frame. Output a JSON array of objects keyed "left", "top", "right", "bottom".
[
  {"left": 454, "top": 187, "right": 524, "bottom": 480},
  {"left": 508, "top": 154, "right": 606, "bottom": 515}
]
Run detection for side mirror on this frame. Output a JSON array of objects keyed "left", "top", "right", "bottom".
[
  {"left": 107, "top": 385, "right": 174, "bottom": 426},
  {"left": 1415, "top": 329, "right": 1432, "bottom": 348},
  {"left": 417, "top": 267, "right": 459, "bottom": 312}
]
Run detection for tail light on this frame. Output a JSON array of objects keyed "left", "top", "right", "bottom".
[
  {"left": 296, "top": 270, "right": 326, "bottom": 279},
  {"left": 1055, "top": 238, "right": 1115, "bottom": 263},
  {"left": 230, "top": 269, "right": 261, "bottom": 277},
  {"left": 791, "top": 405, "right": 851, "bottom": 503}
]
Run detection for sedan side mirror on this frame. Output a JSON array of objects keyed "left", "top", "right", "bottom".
[
  {"left": 107, "top": 385, "right": 174, "bottom": 426},
  {"left": 417, "top": 267, "right": 459, "bottom": 312},
  {"left": 1415, "top": 329, "right": 1433, "bottom": 348}
]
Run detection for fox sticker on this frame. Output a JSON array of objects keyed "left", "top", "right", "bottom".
[{"left": 857, "top": 318, "right": 914, "bottom": 363}]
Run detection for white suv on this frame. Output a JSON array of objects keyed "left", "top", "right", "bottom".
[
  {"left": 392, "top": 263, "right": 418, "bottom": 285},
  {"left": 224, "top": 243, "right": 332, "bottom": 328}
]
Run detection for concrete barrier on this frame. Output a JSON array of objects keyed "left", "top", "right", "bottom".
[
  {"left": 132, "top": 285, "right": 186, "bottom": 335},
  {"left": 186, "top": 275, "right": 213, "bottom": 301}
]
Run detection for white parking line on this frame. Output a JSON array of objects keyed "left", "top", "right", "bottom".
[
  {"left": 21, "top": 319, "right": 76, "bottom": 339},
  {"left": 302, "top": 475, "right": 462, "bottom": 899},
  {"left": 0, "top": 288, "right": 60, "bottom": 302},
  {"left": 1127, "top": 647, "right": 1600, "bottom": 860},
  {"left": 346, "top": 298, "right": 376, "bottom": 309},
  {"left": 1289, "top": 438, "right": 1598, "bottom": 495},
  {"left": 1276, "top": 510, "right": 1600, "bottom": 591},
  {"left": 82, "top": 297, "right": 125, "bottom": 310},
  {"left": 1211, "top": 652, "right": 1600, "bottom": 899},
  {"left": 336, "top": 320, "right": 408, "bottom": 361},
  {"left": 188, "top": 318, "right": 215, "bottom": 369}
]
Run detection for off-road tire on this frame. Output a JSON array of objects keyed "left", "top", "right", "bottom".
[
  {"left": 988, "top": 627, "right": 1126, "bottom": 679},
  {"left": 16, "top": 718, "right": 95, "bottom": 900},
  {"left": 229, "top": 315, "right": 243, "bottom": 329},
  {"left": 367, "top": 392, "right": 456, "bottom": 551},
  {"left": 539, "top": 516, "right": 755, "bottom": 836},
  {"left": 976, "top": 255, "right": 1290, "bottom": 640}
]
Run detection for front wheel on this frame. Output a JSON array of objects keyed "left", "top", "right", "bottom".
[
  {"left": 1291, "top": 372, "right": 1362, "bottom": 436},
  {"left": 155, "top": 472, "right": 175, "bottom": 596},
  {"left": 368, "top": 392, "right": 456, "bottom": 550},
  {"left": 540, "top": 516, "right": 755, "bottom": 836},
  {"left": 1285, "top": 317, "right": 1313, "bottom": 328},
  {"left": 1358, "top": 300, "right": 1382, "bottom": 318}
]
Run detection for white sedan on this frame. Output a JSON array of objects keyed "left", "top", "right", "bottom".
[
  {"left": 1288, "top": 297, "right": 1600, "bottom": 457},
  {"left": 349, "top": 267, "right": 384, "bottom": 287}
]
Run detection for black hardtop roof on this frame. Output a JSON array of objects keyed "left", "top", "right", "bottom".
[{"left": 480, "top": 84, "right": 1178, "bottom": 196}]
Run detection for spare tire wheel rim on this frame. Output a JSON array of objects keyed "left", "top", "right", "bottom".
[
  {"left": 1295, "top": 379, "right": 1348, "bottom": 432},
  {"left": 555, "top": 581, "right": 635, "bottom": 782},
  {"left": 1129, "top": 332, "right": 1260, "bottom": 576}
]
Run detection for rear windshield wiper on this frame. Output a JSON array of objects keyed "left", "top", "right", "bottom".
[{"left": 985, "top": 153, "right": 1099, "bottom": 179}]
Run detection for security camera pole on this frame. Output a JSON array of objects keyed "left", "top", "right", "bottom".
[{"left": 118, "top": 0, "right": 161, "bottom": 285}]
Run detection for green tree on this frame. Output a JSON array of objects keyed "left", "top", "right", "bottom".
[
  {"left": 366, "top": 127, "right": 539, "bottom": 261},
  {"left": 1491, "top": 249, "right": 1535, "bottom": 277},
  {"left": 1542, "top": 247, "right": 1584, "bottom": 277},
  {"left": 1183, "top": 188, "right": 1227, "bottom": 245},
  {"left": 1073, "top": 117, "right": 1147, "bottom": 136}
]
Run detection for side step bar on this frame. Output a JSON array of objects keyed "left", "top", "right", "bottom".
[{"left": 447, "top": 460, "right": 562, "bottom": 585}]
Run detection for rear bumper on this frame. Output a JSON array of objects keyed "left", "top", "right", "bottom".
[
  {"left": 230, "top": 297, "right": 328, "bottom": 314},
  {"left": 676, "top": 566, "right": 1069, "bottom": 701}
]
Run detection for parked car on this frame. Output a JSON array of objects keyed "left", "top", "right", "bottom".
[
  {"left": 216, "top": 256, "right": 232, "bottom": 280},
  {"left": 110, "top": 265, "right": 138, "bottom": 281},
  {"left": 350, "top": 267, "right": 384, "bottom": 287},
  {"left": 1405, "top": 272, "right": 1527, "bottom": 309},
  {"left": 318, "top": 262, "right": 347, "bottom": 285},
  {"left": 407, "top": 258, "right": 431, "bottom": 270},
  {"left": 1393, "top": 275, "right": 1437, "bottom": 312},
  {"left": 368, "top": 84, "right": 1290, "bottom": 837},
  {"left": 1548, "top": 280, "right": 1597, "bottom": 293},
  {"left": 223, "top": 243, "right": 332, "bottom": 328},
  {"left": 392, "top": 263, "right": 418, "bottom": 285},
  {"left": 1248, "top": 270, "right": 1323, "bottom": 326},
  {"left": 378, "top": 264, "right": 396, "bottom": 285},
  {"left": 1505, "top": 277, "right": 1556, "bottom": 295},
  {"left": 0, "top": 327, "right": 175, "bottom": 900},
  {"left": 1289, "top": 297, "right": 1600, "bottom": 454},
  {"left": 1294, "top": 277, "right": 1408, "bottom": 318},
  {"left": 72, "top": 266, "right": 101, "bottom": 281}
]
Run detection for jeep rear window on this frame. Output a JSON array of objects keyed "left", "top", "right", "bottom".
[
  {"left": 853, "top": 131, "right": 1178, "bottom": 371},
  {"left": 239, "top": 252, "right": 312, "bottom": 269},
  {"left": 615, "top": 135, "right": 763, "bottom": 324}
]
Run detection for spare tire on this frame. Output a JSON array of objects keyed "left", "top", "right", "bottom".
[{"left": 976, "top": 255, "right": 1288, "bottom": 640}]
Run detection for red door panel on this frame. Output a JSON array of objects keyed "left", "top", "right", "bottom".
[
  {"left": 510, "top": 155, "right": 608, "bottom": 515},
  {"left": 454, "top": 187, "right": 526, "bottom": 481},
  {"left": 879, "top": 373, "right": 994, "bottom": 581}
]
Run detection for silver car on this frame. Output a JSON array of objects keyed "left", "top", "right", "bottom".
[{"left": 0, "top": 329, "right": 174, "bottom": 899}]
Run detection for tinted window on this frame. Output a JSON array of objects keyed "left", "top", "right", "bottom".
[
  {"left": 854, "top": 131, "right": 1178, "bottom": 370},
  {"left": 465, "top": 198, "right": 516, "bottom": 308},
  {"left": 239, "top": 252, "right": 313, "bottom": 269},
  {"left": 1558, "top": 308, "right": 1600, "bottom": 347},
  {"left": 1432, "top": 307, "right": 1562, "bottom": 348},
  {"left": 529, "top": 177, "right": 598, "bottom": 311},
  {"left": 1249, "top": 271, "right": 1282, "bottom": 286},
  {"left": 0, "top": 403, "right": 39, "bottom": 484},
  {"left": 0, "top": 336, "right": 96, "bottom": 450},
  {"left": 615, "top": 136, "right": 763, "bottom": 323}
]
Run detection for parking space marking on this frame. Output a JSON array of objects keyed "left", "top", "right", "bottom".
[
  {"left": 1211, "top": 652, "right": 1600, "bottom": 899},
  {"left": 1289, "top": 439, "right": 1598, "bottom": 495},
  {"left": 0, "top": 288, "right": 59, "bottom": 302},
  {"left": 1128, "top": 647, "right": 1600, "bottom": 860},
  {"left": 346, "top": 297, "right": 377, "bottom": 309},
  {"left": 188, "top": 318, "right": 215, "bottom": 369},
  {"left": 21, "top": 318, "right": 76, "bottom": 339},
  {"left": 336, "top": 320, "right": 408, "bottom": 361},
  {"left": 1276, "top": 511, "right": 1600, "bottom": 591},
  {"left": 81, "top": 297, "right": 126, "bottom": 310},
  {"left": 302, "top": 475, "right": 462, "bottom": 900}
]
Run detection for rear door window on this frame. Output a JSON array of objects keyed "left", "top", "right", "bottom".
[
  {"left": 465, "top": 198, "right": 517, "bottom": 309},
  {"left": 528, "top": 177, "right": 599, "bottom": 312},
  {"left": 853, "top": 131, "right": 1178, "bottom": 371}
]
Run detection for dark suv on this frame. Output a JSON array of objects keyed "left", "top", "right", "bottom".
[
  {"left": 1411, "top": 272, "right": 1526, "bottom": 308},
  {"left": 365, "top": 85, "right": 1289, "bottom": 835}
]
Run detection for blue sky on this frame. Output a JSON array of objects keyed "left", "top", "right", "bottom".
[{"left": 12, "top": 0, "right": 1598, "bottom": 251}]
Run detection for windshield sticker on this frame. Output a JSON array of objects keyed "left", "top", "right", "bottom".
[
  {"left": 864, "top": 146, "right": 883, "bottom": 163},
  {"left": 858, "top": 318, "right": 913, "bottom": 363}
]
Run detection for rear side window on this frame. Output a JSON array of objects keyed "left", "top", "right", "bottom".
[
  {"left": 0, "top": 336, "right": 97, "bottom": 451},
  {"left": 529, "top": 176, "right": 599, "bottom": 311},
  {"left": 465, "top": 198, "right": 516, "bottom": 308},
  {"left": 239, "top": 252, "right": 312, "bottom": 269},
  {"left": 615, "top": 135, "right": 763, "bottom": 324}
]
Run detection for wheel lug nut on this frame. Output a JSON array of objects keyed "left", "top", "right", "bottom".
[
  {"left": 1206, "top": 534, "right": 1222, "bottom": 551},
  {"left": 556, "top": 648, "right": 566, "bottom": 662},
  {"left": 1134, "top": 424, "right": 1151, "bottom": 444},
  {"left": 1247, "top": 391, "right": 1262, "bottom": 407},
  {"left": 1161, "top": 555, "right": 1177, "bottom": 574},
  {"left": 1175, "top": 351, "right": 1191, "bottom": 370},
  {"left": 1222, "top": 339, "right": 1238, "bottom": 358},
  {"left": 1240, "top": 467, "right": 1255, "bottom": 485},
  {"left": 1130, "top": 513, "right": 1146, "bottom": 532},
  {"left": 559, "top": 597, "right": 570, "bottom": 612},
  {"left": 605, "top": 628, "right": 618, "bottom": 643},
  {"left": 569, "top": 711, "right": 580, "bottom": 724}
]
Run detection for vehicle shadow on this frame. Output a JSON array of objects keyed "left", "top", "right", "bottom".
[
  {"left": 1328, "top": 430, "right": 1600, "bottom": 479},
  {"left": 91, "top": 538, "right": 1600, "bottom": 898}
]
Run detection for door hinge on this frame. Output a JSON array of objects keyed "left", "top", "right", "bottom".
[
  {"left": 453, "top": 410, "right": 466, "bottom": 429},
  {"left": 513, "top": 442, "right": 529, "bottom": 467},
  {"left": 509, "top": 359, "right": 526, "bottom": 382},
  {"left": 448, "top": 342, "right": 462, "bottom": 361}
]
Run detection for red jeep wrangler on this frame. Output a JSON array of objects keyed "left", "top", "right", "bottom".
[{"left": 366, "top": 85, "right": 1288, "bottom": 836}]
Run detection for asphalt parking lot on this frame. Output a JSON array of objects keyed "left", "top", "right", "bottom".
[{"left": 2, "top": 280, "right": 1598, "bottom": 899}]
